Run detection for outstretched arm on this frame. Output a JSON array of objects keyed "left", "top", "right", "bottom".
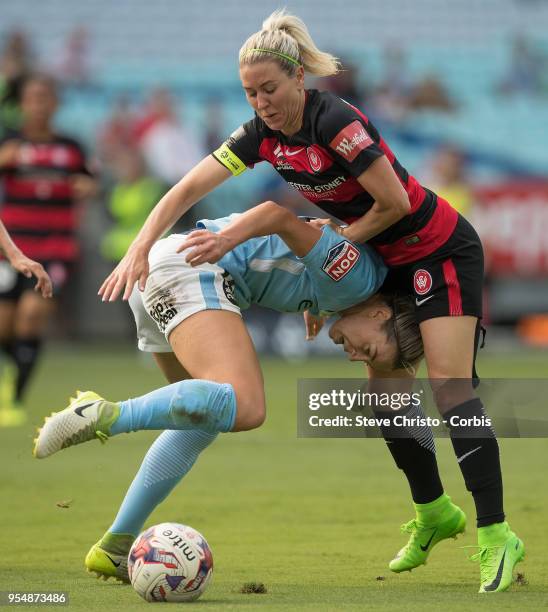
[
  {"left": 99, "top": 155, "right": 231, "bottom": 301},
  {"left": 181, "top": 201, "right": 325, "bottom": 265}
]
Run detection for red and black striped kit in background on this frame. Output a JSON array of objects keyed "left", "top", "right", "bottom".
[{"left": 0, "top": 133, "right": 90, "bottom": 263}]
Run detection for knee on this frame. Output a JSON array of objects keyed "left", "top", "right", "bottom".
[
  {"left": 232, "top": 390, "right": 266, "bottom": 431},
  {"left": 429, "top": 378, "right": 475, "bottom": 413}
]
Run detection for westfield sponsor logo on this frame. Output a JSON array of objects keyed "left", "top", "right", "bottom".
[{"left": 330, "top": 120, "right": 373, "bottom": 162}]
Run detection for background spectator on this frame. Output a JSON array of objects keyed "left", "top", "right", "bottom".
[
  {"left": 51, "top": 26, "right": 92, "bottom": 87},
  {"left": 422, "top": 145, "right": 473, "bottom": 218},
  {"left": 135, "top": 88, "right": 206, "bottom": 185},
  {"left": 371, "top": 44, "right": 413, "bottom": 124},
  {"left": 0, "top": 29, "right": 35, "bottom": 133},
  {"left": 101, "top": 148, "right": 165, "bottom": 263}
]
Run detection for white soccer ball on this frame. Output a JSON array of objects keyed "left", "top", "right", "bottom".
[{"left": 128, "top": 523, "right": 213, "bottom": 602}]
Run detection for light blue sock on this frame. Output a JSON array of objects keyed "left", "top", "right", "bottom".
[
  {"left": 110, "top": 379, "right": 236, "bottom": 435},
  {"left": 109, "top": 429, "right": 217, "bottom": 536}
]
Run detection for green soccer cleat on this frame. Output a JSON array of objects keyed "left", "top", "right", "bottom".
[
  {"left": 33, "top": 390, "right": 120, "bottom": 459},
  {"left": 471, "top": 522, "right": 525, "bottom": 593},
  {"left": 85, "top": 532, "right": 135, "bottom": 584},
  {"left": 389, "top": 497, "right": 466, "bottom": 573}
]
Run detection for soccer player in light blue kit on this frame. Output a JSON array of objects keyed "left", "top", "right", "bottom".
[{"left": 34, "top": 201, "right": 423, "bottom": 582}]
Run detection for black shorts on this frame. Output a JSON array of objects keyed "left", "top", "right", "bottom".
[
  {"left": 0, "top": 260, "right": 73, "bottom": 301},
  {"left": 380, "top": 214, "right": 484, "bottom": 325}
]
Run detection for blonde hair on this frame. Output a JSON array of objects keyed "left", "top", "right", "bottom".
[{"left": 239, "top": 9, "right": 340, "bottom": 77}]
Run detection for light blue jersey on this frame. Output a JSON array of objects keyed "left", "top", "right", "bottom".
[{"left": 196, "top": 215, "right": 387, "bottom": 316}]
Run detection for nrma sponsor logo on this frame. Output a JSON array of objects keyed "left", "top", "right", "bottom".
[{"left": 322, "top": 241, "right": 360, "bottom": 281}]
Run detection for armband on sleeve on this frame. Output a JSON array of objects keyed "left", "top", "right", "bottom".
[{"left": 212, "top": 143, "right": 247, "bottom": 176}]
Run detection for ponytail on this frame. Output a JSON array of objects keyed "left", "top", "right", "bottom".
[{"left": 239, "top": 9, "right": 340, "bottom": 77}]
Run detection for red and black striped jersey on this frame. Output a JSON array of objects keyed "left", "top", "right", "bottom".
[
  {"left": 213, "top": 89, "right": 457, "bottom": 266},
  {"left": 0, "top": 131, "right": 90, "bottom": 262}
]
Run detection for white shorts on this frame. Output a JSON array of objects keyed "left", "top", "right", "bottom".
[{"left": 129, "top": 234, "right": 241, "bottom": 352}]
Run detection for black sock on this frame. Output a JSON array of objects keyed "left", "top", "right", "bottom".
[
  {"left": 445, "top": 398, "right": 504, "bottom": 528},
  {"left": 376, "top": 403, "right": 444, "bottom": 504},
  {"left": 10, "top": 337, "right": 42, "bottom": 403}
]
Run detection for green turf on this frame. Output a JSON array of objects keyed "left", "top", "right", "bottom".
[{"left": 1, "top": 345, "right": 547, "bottom": 610}]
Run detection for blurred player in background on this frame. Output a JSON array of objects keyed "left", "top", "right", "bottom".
[
  {"left": 0, "top": 219, "right": 52, "bottom": 428},
  {"left": 0, "top": 220, "right": 52, "bottom": 298},
  {"left": 35, "top": 202, "right": 423, "bottom": 583},
  {"left": 98, "top": 9, "right": 523, "bottom": 593},
  {"left": 0, "top": 74, "right": 95, "bottom": 426}
]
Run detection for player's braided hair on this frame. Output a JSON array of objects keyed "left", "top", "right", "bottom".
[{"left": 239, "top": 9, "right": 340, "bottom": 77}]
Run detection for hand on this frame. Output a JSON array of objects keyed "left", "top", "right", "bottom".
[
  {"left": 304, "top": 310, "right": 326, "bottom": 341},
  {"left": 307, "top": 217, "right": 345, "bottom": 235},
  {"left": 98, "top": 242, "right": 151, "bottom": 301},
  {"left": 306, "top": 217, "right": 332, "bottom": 230},
  {"left": 8, "top": 252, "right": 53, "bottom": 298},
  {"left": 177, "top": 230, "right": 235, "bottom": 266}
]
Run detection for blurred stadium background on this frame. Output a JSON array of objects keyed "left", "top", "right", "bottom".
[{"left": 1, "top": 0, "right": 547, "bottom": 354}]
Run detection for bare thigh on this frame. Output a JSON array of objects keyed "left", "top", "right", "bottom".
[
  {"left": 0, "top": 301, "right": 16, "bottom": 341},
  {"left": 13, "top": 290, "right": 56, "bottom": 338},
  {"left": 420, "top": 315, "right": 478, "bottom": 412},
  {"left": 168, "top": 310, "right": 266, "bottom": 432},
  {"left": 153, "top": 352, "right": 192, "bottom": 384}
]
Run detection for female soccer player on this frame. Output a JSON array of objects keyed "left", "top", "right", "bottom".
[
  {"left": 0, "top": 221, "right": 53, "bottom": 427},
  {"left": 35, "top": 202, "right": 422, "bottom": 582},
  {"left": 98, "top": 10, "right": 523, "bottom": 593},
  {"left": 0, "top": 75, "right": 95, "bottom": 424},
  {"left": 0, "top": 220, "right": 52, "bottom": 426}
]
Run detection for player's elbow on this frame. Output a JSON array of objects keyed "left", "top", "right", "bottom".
[
  {"left": 395, "top": 194, "right": 411, "bottom": 217},
  {"left": 377, "top": 194, "right": 410, "bottom": 220}
]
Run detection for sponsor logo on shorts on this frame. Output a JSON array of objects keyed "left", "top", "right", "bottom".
[
  {"left": 222, "top": 271, "right": 237, "bottom": 305},
  {"left": 329, "top": 120, "right": 373, "bottom": 162},
  {"left": 413, "top": 269, "right": 433, "bottom": 295},
  {"left": 149, "top": 289, "right": 178, "bottom": 332},
  {"left": 322, "top": 241, "right": 361, "bottom": 281},
  {"left": 307, "top": 146, "right": 322, "bottom": 172}
]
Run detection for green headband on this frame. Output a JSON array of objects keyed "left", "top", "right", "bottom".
[{"left": 246, "top": 48, "right": 302, "bottom": 67}]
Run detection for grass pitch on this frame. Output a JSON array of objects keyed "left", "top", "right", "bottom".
[{"left": 0, "top": 344, "right": 547, "bottom": 610}]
